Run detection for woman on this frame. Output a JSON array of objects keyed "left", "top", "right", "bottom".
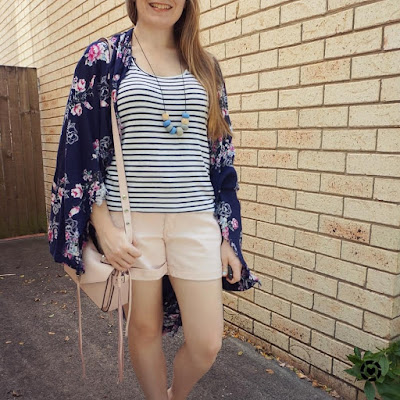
[{"left": 48, "top": 0, "right": 261, "bottom": 398}]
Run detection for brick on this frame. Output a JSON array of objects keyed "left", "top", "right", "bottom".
[
  {"left": 342, "top": 240, "right": 399, "bottom": 274},
  {"left": 377, "top": 129, "right": 400, "bottom": 152},
  {"left": 370, "top": 225, "right": 400, "bottom": 251},
  {"left": 199, "top": 0, "right": 211, "bottom": 11},
  {"left": 260, "top": 0, "right": 290, "bottom": 8},
  {"left": 382, "top": 77, "right": 400, "bottom": 102},
  {"left": 350, "top": 104, "right": 400, "bottom": 127},
  {"left": 227, "top": 94, "right": 241, "bottom": 112},
  {"left": 222, "top": 291, "right": 239, "bottom": 310},
  {"left": 200, "top": 6, "right": 225, "bottom": 29},
  {"left": 235, "top": 148, "right": 257, "bottom": 166},
  {"left": 242, "top": 217, "right": 256, "bottom": 236},
  {"left": 314, "top": 294, "right": 363, "bottom": 327},
  {"left": 292, "top": 305, "right": 335, "bottom": 335},
  {"left": 237, "top": 0, "right": 260, "bottom": 17},
  {"left": 242, "top": 234, "right": 274, "bottom": 257},
  {"left": 241, "top": 50, "right": 278, "bottom": 73},
  {"left": 321, "top": 174, "right": 373, "bottom": 198},
  {"left": 241, "top": 131, "right": 277, "bottom": 149},
  {"left": 325, "top": 80, "right": 380, "bottom": 105},
  {"left": 301, "top": 59, "right": 350, "bottom": 84},
  {"left": 384, "top": 22, "right": 400, "bottom": 50},
  {"left": 238, "top": 298, "right": 271, "bottom": 325},
  {"left": 205, "top": 42, "right": 226, "bottom": 60},
  {"left": 299, "top": 107, "right": 348, "bottom": 128},
  {"left": 258, "top": 186, "right": 296, "bottom": 208},
  {"left": 292, "top": 267, "right": 338, "bottom": 298},
  {"left": 225, "top": 1, "right": 238, "bottom": 21},
  {"left": 366, "top": 269, "right": 400, "bottom": 296},
  {"left": 224, "top": 306, "right": 253, "bottom": 332},
  {"left": 241, "top": 200, "right": 276, "bottom": 223},
  {"left": 333, "top": 359, "right": 365, "bottom": 390},
  {"left": 254, "top": 255, "right": 292, "bottom": 281},
  {"left": 319, "top": 215, "right": 370, "bottom": 243},
  {"left": 260, "top": 67, "right": 300, "bottom": 89},
  {"left": 298, "top": 150, "right": 346, "bottom": 172},
  {"left": 281, "top": 0, "right": 327, "bottom": 24},
  {"left": 335, "top": 321, "right": 390, "bottom": 351},
  {"left": 312, "top": 332, "right": 354, "bottom": 363},
  {"left": 374, "top": 178, "right": 400, "bottom": 202},
  {"left": 210, "top": 20, "right": 241, "bottom": 44},
  {"left": 226, "top": 33, "right": 259, "bottom": 57},
  {"left": 328, "top": 0, "right": 369, "bottom": 10},
  {"left": 276, "top": 208, "right": 319, "bottom": 232},
  {"left": 325, "top": 28, "right": 382, "bottom": 58},
  {"left": 219, "top": 57, "right": 241, "bottom": 77},
  {"left": 355, "top": 0, "right": 400, "bottom": 30},
  {"left": 272, "top": 345, "right": 312, "bottom": 374},
  {"left": 242, "top": 7, "right": 279, "bottom": 35},
  {"left": 230, "top": 112, "right": 258, "bottom": 129},
  {"left": 352, "top": 51, "right": 400, "bottom": 78},
  {"left": 277, "top": 170, "right": 320, "bottom": 192},
  {"left": 259, "top": 110, "right": 299, "bottom": 129},
  {"left": 255, "top": 290, "right": 291, "bottom": 317},
  {"left": 316, "top": 254, "right": 367, "bottom": 286},
  {"left": 271, "top": 313, "right": 311, "bottom": 343},
  {"left": 257, "top": 222, "right": 295, "bottom": 246},
  {"left": 254, "top": 321, "right": 289, "bottom": 350},
  {"left": 302, "top": 9, "right": 353, "bottom": 41},
  {"left": 363, "top": 312, "right": 393, "bottom": 339},
  {"left": 322, "top": 129, "right": 376, "bottom": 151},
  {"left": 295, "top": 230, "right": 341, "bottom": 259},
  {"left": 296, "top": 191, "right": 343, "bottom": 216},
  {"left": 275, "top": 243, "right": 316, "bottom": 270},
  {"left": 250, "top": 273, "right": 272, "bottom": 294},
  {"left": 242, "top": 90, "right": 277, "bottom": 111},
  {"left": 290, "top": 339, "right": 332, "bottom": 373},
  {"left": 348, "top": 154, "right": 400, "bottom": 178},
  {"left": 237, "top": 183, "right": 257, "bottom": 201},
  {"left": 258, "top": 150, "right": 298, "bottom": 169},
  {"left": 241, "top": 166, "right": 277, "bottom": 185},
  {"left": 277, "top": 130, "right": 321, "bottom": 149},
  {"left": 260, "top": 24, "right": 301, "bottom": 51},
  {"left": 279, "top": 40, "right": 324, "bottom": 67},
  {"left": 225, "top": 73, "right": 258, "bottom": 94},
  {"left": 274, "top": 280, "right": 314, "bottom": 309},
  {"left": 279, "top": 86, "right": 323, "bottom": 108},
  {"left": 338, "top": 282, "right": 393, "bottom": 316}
]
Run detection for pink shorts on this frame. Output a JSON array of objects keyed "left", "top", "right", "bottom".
[{"left": 108, "top": 210, "right": 223, "bottom": 281}]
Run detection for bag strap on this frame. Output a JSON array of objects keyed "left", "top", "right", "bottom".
[{"left": 104, "top": 37, "right": 133, "bottom": 244}]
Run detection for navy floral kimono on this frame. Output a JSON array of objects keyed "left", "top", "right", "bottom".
[{"left": 48, "top": 26, "right": 261, "bottom": 336}]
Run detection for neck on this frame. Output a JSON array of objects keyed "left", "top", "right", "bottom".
[{"left": 132, "top": 23, "right": 176, "bottom": 51}]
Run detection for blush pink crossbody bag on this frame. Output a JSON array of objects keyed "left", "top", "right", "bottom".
[{"left": 64, "top": 37, "right": 133, "bottom": 384}]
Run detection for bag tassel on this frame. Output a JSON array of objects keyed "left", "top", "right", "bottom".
[{"left": 76, "top": 269, "right": 133, "bottom": 382}]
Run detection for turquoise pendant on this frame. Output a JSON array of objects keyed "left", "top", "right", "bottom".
[{"left": 161, "top": 111, "right": 190, "bottom": 135}]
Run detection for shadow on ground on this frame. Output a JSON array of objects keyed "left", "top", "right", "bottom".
[{"left": 0, "top": 235, "right": 334, "bottom": 400}]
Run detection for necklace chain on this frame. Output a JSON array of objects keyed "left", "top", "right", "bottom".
[{"left": 133, "top": 30, "right": 188, "bottom": 133}]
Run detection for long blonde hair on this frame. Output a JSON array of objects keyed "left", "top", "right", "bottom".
[{"left": 125, "top": 0, "right": 232, "bottom": 141}]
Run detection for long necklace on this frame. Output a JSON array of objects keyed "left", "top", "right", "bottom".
[{"left": 133, "top": 31, "right": 189, "bottom": 136}]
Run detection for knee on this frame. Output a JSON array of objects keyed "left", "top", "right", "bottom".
[
  {"left": 187, "top": 337, "right": 222, "bottom": 366},
  {"left": 130, "top": 318, "right": 162, "bottom": 341}
]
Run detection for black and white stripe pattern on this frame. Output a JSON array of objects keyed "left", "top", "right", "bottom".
[{"left": 104, "top": 57, "right": 215, "bottom": 212}]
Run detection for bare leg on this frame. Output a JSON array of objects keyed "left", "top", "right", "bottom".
[
  {"left": 166, "top": 276, "right": 224, "bottom": 400},
  {"left": 123, "top": 278, "right": 168, "bottom": 400}
]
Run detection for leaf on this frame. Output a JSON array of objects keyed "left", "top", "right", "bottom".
[
  {"left": 48, "top": 314, "right": 54, "bottom": 318},
  {"left": 347, "top": 354, "right": 362, "bottom": 364},
  {"left": 237, "top": 350, "right": 243, "bottom": 356},
  {"left": 64, "top": 336, "right": 70, "bottom": 341},
  {"left": 18, "top": 342, "right": 24, "bottom": 345},
  {"left": 355, "top": 347, "right": 362, "bottom": 358},
  {"left": 379, "top": 356, "right": 390, "bottom": 376},
  {"left": 5, "top": 340, "right": 12, "bottom": 344},
  {"left": 266, "top": 369, "right": 274, "bottom": 374},
  {"left": 364, "top": 381, "right": 376, "bottom": 400},
  {"left": 48, "top": 332, "right": 55, "bottom": 335}
]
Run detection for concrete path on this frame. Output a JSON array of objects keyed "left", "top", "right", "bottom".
[{"left": 0, "top": 235, "right": 335, "bottom": 400}]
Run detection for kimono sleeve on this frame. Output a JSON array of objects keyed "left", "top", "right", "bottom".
[
  {"left": 210, "top": 60, "right": 261, "bottom": 291},
  {"left": 48, "top": 40, "right": 113, "bottom": 274}
]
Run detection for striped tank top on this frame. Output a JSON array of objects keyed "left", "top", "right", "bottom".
[{"left": 104, "top": 56, "right": 215, "bottom": 213}]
